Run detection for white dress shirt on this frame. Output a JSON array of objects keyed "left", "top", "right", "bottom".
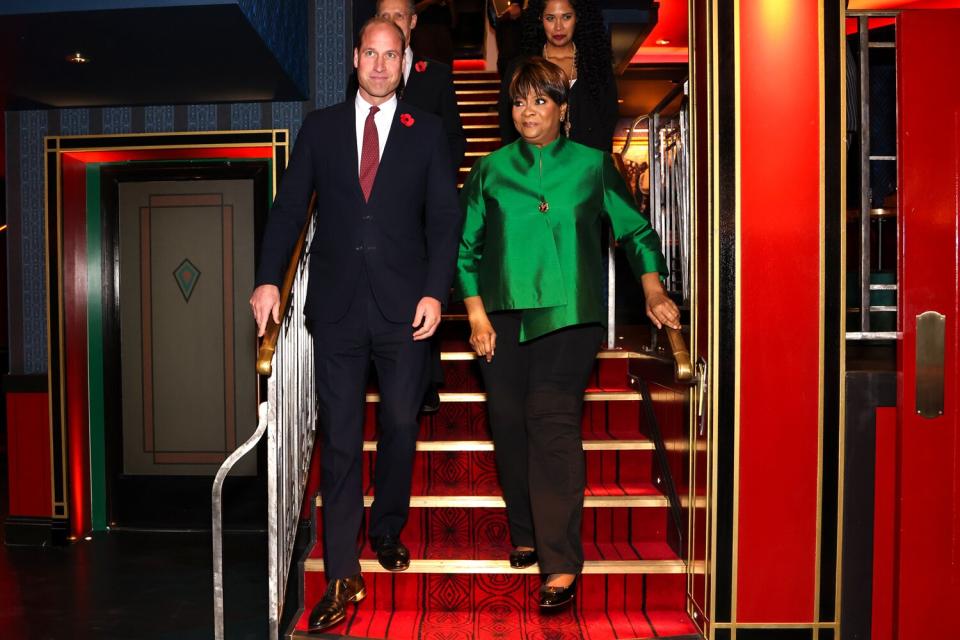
[
  {"left": 403, "top": 46, "right": 414, "bottom": 84},
  {"left": 354, "top": 92, "right": 398, "bottom": 175}
]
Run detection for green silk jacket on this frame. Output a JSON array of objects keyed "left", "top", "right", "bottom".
[{"left": 457, "top": 136, "right": 668, "bottom": 341}]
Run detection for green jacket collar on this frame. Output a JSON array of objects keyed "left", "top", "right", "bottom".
[{"left": 516, "top": 134, "right": 568, "bottom": 165}]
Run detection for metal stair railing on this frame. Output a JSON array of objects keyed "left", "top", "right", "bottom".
[{"left": 212, "top": 194, "right": 317, "bottom": 640}]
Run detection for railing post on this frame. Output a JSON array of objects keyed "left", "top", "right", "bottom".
[{"left": 212, "top": 402, "right": 271, "bottom": 640}]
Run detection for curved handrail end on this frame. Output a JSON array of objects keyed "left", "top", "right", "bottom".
[{"left": 665, "top": 327, "right": 694, "bottom": 383}]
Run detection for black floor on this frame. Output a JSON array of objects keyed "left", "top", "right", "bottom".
[{"left": 0, "top": 528, "right": 269, "bottom": 639}]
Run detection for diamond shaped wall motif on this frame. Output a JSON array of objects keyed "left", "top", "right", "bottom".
[{"left": 173, "top": 258, "right": 201, "bottom": 302}]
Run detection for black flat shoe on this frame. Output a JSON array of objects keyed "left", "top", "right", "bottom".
[
  {"left": 509, "top": 548, "right": 538, "bottom": 569},
  {"left": 420, "top": 385, "right": 441, "bottom": 414},
  {"left": 371, "top": 534, "right": 410, "bottom": 571},
  {"left": 307, "top": 574, "right": 366, "bottom": 632},
  {"left": 539, "top": 577, "right": 577, "bottom": 610}
]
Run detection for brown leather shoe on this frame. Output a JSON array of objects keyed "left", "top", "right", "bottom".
[{"left": 307, "top": 574, "right": 366, "bottom": 632}]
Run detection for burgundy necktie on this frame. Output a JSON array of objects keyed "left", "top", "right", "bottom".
[{"left": 359, "top": 105, "right": 380, "bottom": 202}]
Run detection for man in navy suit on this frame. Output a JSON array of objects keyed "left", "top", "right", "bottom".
[{"left": 249, "top": 17, "right": 462, "bottom": 633}]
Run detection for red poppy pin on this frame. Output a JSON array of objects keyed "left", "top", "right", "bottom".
[
  {"left": 415, "top": 60, "right": 428, "bottom": 73},
  {"left": 400, "top": 113, "right": 415, "bottom": 127}
]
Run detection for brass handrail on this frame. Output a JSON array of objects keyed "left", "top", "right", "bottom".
[
  {"left": 666, "top": 326, "right": 693, "bottom": 383},
  {"left": 256, "top": 193, "right": 317, "bottom": 376}
]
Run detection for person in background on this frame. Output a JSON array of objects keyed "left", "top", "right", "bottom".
[
  {"left": 498, "top": 0, "right": 618, "bottom": 152},
  {"left": 458, "top": 57, "right": 679, "bottom": 610},
  {"left": 413, "top": 0, "right": 457, "bottom": 65},
  {"left": 490, "top": 0, "right": 524, "bottom": 77}
]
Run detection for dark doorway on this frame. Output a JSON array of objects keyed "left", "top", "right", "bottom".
[{"left": 99, "top": 161, "right": 270, "bottom": 531}]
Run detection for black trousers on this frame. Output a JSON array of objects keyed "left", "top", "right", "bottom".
[
  {"left": 479, "top": 313, "right": 603, "bottom": 574},
  {"left": 311, "top": 269, "right": 429, "bottom": 579}
]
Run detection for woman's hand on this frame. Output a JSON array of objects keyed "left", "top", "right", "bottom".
[
  {"left": 464, "top": 296, "right": 496, "bottom": 362},
  {"left": 469, "top": 316, "right": 497, "bottom": 362},
  {"left": 640, "top": 273, "right": 681, "bottom": 330}
]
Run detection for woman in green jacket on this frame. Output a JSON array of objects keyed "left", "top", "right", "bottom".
[{"left": 457, "top": 57, "right": 680, "bottom": 610}]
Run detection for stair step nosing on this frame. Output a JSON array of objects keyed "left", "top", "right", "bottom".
[
  {"left": 438, "top": 349, "right": 649, "bottom": 360},
  {"left": 316, "top": 495, "right": 669, "bottom": 508},
  {"left": 359, "top": 439, "right": 654, "bottom": 451},
  {"left": 304, "top": 558, "right": 690, "bottom": 574},
  {"left": 364, "top": 391, "right": 641, "bottom": 402}
]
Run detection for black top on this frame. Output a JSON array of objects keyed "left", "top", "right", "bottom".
[{"left": 498, "top": 55, "right": 620, "bottom": 153}]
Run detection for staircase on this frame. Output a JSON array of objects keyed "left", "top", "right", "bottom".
[
  {"left": 452, "top": 70, "right": 502, "bottom": 189},
  {"left": 286, "top": 69, "right": 700, "bottom": 639}
]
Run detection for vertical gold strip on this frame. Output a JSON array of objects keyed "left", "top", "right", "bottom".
[
  {"left": 686, "top": 0, "right": 698, "bottom": 620},
  {"left": 44, "top": 139, "right": 57, "bottom": 519},
  {"left": 708, "top": 0, "right": 722, "bottom": 636},
  {"left": 222, "top": 205, "right": 236, "bottom": 451},
  {"left": 56, "top": 147, "right": 69, "bottom": 521},
  {"left": 814, "top": 1, "right": 827, "bottom": 637},
  {"left": 141, "top": 207, "right": 154, "bottom": 455},
  {"left": 834, "top": 0, "right": 848, "bottom": 632},
  {"left": 732, "top": 0, "right": 742, "bottom": 635}
]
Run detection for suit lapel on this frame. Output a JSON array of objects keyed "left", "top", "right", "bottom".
[
  {"left": 368, "top": 105, "right": 405, "bottom": 202},
  {"left": 401, "top": 56, "right": 424, "bottom": 103},
  {"left": 343, "top": 103, "right": 364, "bottom": 202}
]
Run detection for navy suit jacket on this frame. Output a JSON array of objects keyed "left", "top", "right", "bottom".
[{"left": 255, "top": 100, "right": 463, "bottom": 324}]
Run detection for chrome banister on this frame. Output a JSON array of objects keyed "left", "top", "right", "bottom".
[{"left": 213, "top": 198, "right": 317, "bottom": 640}]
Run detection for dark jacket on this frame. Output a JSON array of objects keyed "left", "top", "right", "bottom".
[
  {"left": 255, "top": 101, "right": 463, "bottom": 323},
  {"left": 498, "top": 55, "right": 620, "bottom": 152},
  {"left": 347, "top": 55, "right": 466, "bottom": 179}
]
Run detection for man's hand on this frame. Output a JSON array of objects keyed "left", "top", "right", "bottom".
[
  {"left": 412, "top": 296, "right": 442, "bottom": 340},
  {"left": 250, "top": 285, "right": 280, "bottom": 337}
]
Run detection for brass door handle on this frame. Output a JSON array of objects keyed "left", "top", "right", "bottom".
[{"left": 916, "top": 310, "right": 946, "bottom": 419}]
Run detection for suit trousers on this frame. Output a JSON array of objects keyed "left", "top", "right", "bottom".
[
  {"left": 479, "top": 313, "right": 603, "bottom": 574},
  {"left": 311, "top": 266, "right": 429, "bottom": 579}
]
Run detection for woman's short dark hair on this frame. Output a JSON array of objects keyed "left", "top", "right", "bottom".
[{"left": 508, "top": 57, "right": 570, "bottom": 106}]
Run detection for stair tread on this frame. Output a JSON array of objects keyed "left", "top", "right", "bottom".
[
  {"left": 364, "top": 388, "right": 642, "bottom": 402},
  {"left": 292, "top": 605, "right": 697, "bottom": 639},
  {"left": 359, "top": 438, "right": 654, "bottom": 450},
  {"left": 304, "top": 557, "right": 687, "bottom": 573},
  {"left": 314, "top": 479, "right": 666, "bottom": 503},
  {"left": 437, "top": 347, "right": 650, "bottom": 360},
  {"left": 305, "top": 541, "right": 680, "bottom": 564}
]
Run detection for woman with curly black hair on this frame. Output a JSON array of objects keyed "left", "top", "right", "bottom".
[{"left": 497, "top": 0, "right": 619, "bottom": 152}]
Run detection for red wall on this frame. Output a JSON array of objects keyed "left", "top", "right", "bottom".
[
  {"left": 735, "top": 0, "right": 823, "bottom": 623},
  {"left": 6, "top": 391, "right": 52, "bottom": 517}
]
